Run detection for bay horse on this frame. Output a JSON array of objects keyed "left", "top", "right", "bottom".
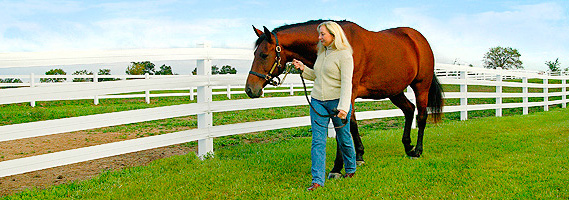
[{"left": 245, "top": 20, "right": 443, "bottom": 175}]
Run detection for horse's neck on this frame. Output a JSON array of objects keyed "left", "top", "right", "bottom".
[{"left": 282, "top": 32, "right": 319, "bottom": 67}]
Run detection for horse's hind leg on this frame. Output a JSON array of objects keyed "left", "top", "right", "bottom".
[
  {"left": 329, "top": 138, "right": 344, "bottom": 178},
  {"left": 350, "top": 114, "right": 365, "bottom": 164},
  {"left": 389, "top": 93, "right": 417, "bottom": 156},
  {"left": 408, "top": 84, "right": 431, "bottom": 157}
]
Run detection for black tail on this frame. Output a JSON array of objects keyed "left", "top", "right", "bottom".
[{"left": 428, "top": 75, "right": 444, "bottom": 122}]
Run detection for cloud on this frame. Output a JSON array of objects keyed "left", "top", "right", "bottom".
[
  {"left": 94, "top": 0, "right": 183, "bottom": 17},
  {"left": 0, "top": 0, "right": 255, "bottom": 52},
  {"left": 0, "top": 12, "right": 249, "bottom": 51},
  {"left": 390, "top": 2, "right": 569, "bottom": 70},
  {"left": 85, "top": 17, "right": 249, "bottom": 50},
  {"left": 0, "top": 0, "right": 83, "bottom": 16}
]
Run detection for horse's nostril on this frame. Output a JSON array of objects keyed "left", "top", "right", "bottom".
[{"left": 245, "top": 87, "right": 254, "bottom": 98}]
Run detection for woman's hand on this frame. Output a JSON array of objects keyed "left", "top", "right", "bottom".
[
  {"left": 337, "top": 109, "right": 348, "bottom": 119},
  {"left": 292, "top": 59, "right": 305, "bottom": 71}
]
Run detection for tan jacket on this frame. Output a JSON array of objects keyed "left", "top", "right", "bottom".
[{"left": 302, "top": 46, "right": 354, "bottom": 112}]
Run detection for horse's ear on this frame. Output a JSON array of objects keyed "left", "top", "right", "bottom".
[
  {"left": 253, "top": 25, "right": 263, "bottom": 37},
  {"left": 263, "top": 26, "right": 273, "bottom": 43}
]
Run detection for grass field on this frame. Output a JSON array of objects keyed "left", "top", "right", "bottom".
[
  {"left": 1, "top": 82, "right": 567, "bottom": 199},
  {"left": 2, "top": 108, "right": 568, "bottom": 199}
]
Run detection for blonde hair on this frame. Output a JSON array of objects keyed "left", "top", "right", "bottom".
[{"left": 317, "top": 21, "right": 353, "bottom": 54}]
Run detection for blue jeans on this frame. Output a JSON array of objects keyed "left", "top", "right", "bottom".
[{"left": 310, "top": 98, "right": 356, "bottom": 185}]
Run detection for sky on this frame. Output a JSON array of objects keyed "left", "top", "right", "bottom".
[{"left": 1, "top": 0, "right": 568, "bottom": 74}]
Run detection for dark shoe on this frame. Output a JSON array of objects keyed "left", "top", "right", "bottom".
[
  {"left": 343, "top": 172, "right": 355, "bottom": 178},
  {"left": 307, "top": 183, "right": 321, "bottom": 191}
]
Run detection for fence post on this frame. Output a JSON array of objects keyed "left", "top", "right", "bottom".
[
  {"left": 30, "top": 73, "right": 36, "bottom": 107},
  {"left": 496, "top": 68, "right": 503, "bottom": 117},
  {"left": 327, "top": 122, "right": 335, "bottom": 138},
  {"left": 145, "top": 73, "right": 150, "bottom": 104},
  {"left": 197, "top": 42, "right": 214, "bottom": 159},
  {"left": 543, "top": 73, "right": 549, "bottom": 111},
  {"left": 190, "top": 87, "right": 195, "bottom": 101},
  {"left": 563, "top": 78, "right": 567, "bottom": 108},
  {"left": 460, "top": 70, "right": 468, "bottom": 121},
  {"left": 227, "top": 85, "right": 231, "bottom": 99},
  {"left": 523, "top": 77, "right": 529, "bottom": 115},
  {"left": 94, "top": 73, "right": 99, "bottom": 105},
  {"left": 290, "top": 83, "right": 294, "bottom": 96}
]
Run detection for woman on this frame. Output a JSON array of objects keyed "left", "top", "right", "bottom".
[{"left": 292, "top": 21, "right": 356, "bottom": 191}]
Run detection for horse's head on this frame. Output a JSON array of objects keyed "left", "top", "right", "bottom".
[{"left": 245, "top": 26, "right": 287, "bottom": 98}]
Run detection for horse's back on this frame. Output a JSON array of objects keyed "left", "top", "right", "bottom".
[
  {"left": 388, "top": 27, "right": 435, "bottom": 74},
  {"left": 347, "top": 25, "right": 435, "bottom": 99}
]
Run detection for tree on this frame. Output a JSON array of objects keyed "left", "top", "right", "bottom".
[
  {"left": 72, "top": 70, "right": 93, "bottom": 82},
  {"left": 97, "top": 69, "right": 119, "bottom": 82},
  {"left": 192, "top": 65, "right": 225, "bottom": 75},
  {"left": 126, "top": 61, "right": 155, "bottom": 75},
  {"left": 545, "top": 58, "right": 561, "bottom": 72},
  {"left": 41, "top": 68, "right": 67, "bottom": 83},
  {"left": 219, "top": 65, "right": 237, "bottom": 74},
  {"left": 155, "top": 64, "right": 174, "bottom": 75},
  {"left": 0, "top": 78, "right": 22, "bottom": 89},
  {"left": 483, "top": 46, "right": 523, "bottom": 69},
  {"left": 0, "top": 78, "right": 23, "bottom": 83},
  {"left": 211, "top": 65, "right": 220, "bottom": 75}
]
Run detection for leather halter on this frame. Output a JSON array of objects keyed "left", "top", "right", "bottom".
[
  {"left": 249, "top": 32, "right": 291, "bottom": 86},
  {"left": 249, "top": 31, "right": 348, "bottom": 128}
]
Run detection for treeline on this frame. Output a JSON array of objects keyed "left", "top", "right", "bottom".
[
  {"left": 38, "top": 68, "right": 119, "bottom": 83},
  {"left": 20, "top": 61, "right": 238, "bottom": 83},
  {"left": 460, "top": 46, "right": 569, "bottom": 73},
  {"left": 125, "top": 61, "right": 175, "bottom": 75},
  {"left": 0, "top": 78, "right": 23, "bottom": 83},
  {"left": 191, "top": 65, "right": 237, "bottom": 75}
]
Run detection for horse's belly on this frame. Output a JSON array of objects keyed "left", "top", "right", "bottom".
[{"left": 355, "top": 82, "right": 406, "bottom": 100}]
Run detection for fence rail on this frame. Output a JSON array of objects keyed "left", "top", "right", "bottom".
[
  {"left": 0, "top": 74, "right": 313, "bottom": 106},
  {"left": 0, "top": 48, "right": 567, "bottom": 178},
  {"left": 0, "top": 75, "right": 314, "bottom": 103}
]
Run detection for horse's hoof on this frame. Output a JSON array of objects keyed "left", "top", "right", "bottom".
[
  {"left": 328, "top": 172, "right": 342, "bottom": 179},
  {"left": 406, "top": 156, "right": 419, "bottom": 160},
  {"left": 404, "top": 145, "right": 414, "bottom": 154},
  {"left": 405, "top": 150, "right": 422, "bottom": 158},
  {"left": 356, "top": 161, "right": 365, "bottom": 166},
  {"left": 405, "top": 146, "right": 422, "bottom": 158}
]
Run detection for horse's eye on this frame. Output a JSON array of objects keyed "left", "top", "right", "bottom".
[{"left": 260, "top": 53, "right": 269, "bottom": 59}]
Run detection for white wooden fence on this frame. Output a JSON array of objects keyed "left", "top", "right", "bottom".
[
  {"left": 0, "top": 73, "right": 313, "bottom": 105},
  {"left": 0, "top": 47, "right": 567, "bottom": 178}
]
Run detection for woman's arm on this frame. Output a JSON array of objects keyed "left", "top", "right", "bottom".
[{"left": 337, "top": 52, "right": 354, "bottom": 117}]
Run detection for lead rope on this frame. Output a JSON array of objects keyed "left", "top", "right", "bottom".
[{"left": 300, "top": 73, "right": 348, "bottom": 129}]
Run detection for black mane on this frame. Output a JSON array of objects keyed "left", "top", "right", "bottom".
[{"left": 254, "top": 19, "right": 351, "bottom": 47}]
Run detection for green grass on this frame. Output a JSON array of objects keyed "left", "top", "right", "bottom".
[
  {"left": 3, "top": 109, "right": 568, "bottom": 199},
  {"left": 1, "top": 82, "right": 568, "bottom": 198}
]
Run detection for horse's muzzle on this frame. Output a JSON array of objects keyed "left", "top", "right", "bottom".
[{"left": 245, "top": 85, "right": 262, "bottom": 98}]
